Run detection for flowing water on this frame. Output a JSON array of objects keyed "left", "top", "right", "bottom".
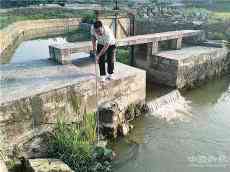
[
  {"left": 113, "top": 76, "right": 230, "bottom": 172},
  {"left": 1, "top": 36, "right": 230, "bottom": 171}
]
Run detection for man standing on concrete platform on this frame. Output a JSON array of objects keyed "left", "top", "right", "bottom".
[{"left": 91, "top": 20, "right": 116, "bottom": 82}]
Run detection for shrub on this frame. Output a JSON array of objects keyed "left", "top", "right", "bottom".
[
  {"left": 116, "top": 47, "right": 129, "bottom": 64},
  {"left": 81, "top": 12, "right": 96, "bottom": 24}
]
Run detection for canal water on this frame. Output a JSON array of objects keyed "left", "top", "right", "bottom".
[
  {"left": 114, "top": 76, "right": 230, "bottom": 172},
  {"left": 1, "top": 37, "right": 68, "bottom": 64},
  {"left": 1, "top": 37, "right": 230, "bottom": 172}
]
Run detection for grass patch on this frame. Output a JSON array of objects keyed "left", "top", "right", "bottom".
[
  {"left": 210, "top": 12, "right": 230, "bottom": 21},
  {"left": 184, "top": 7, "right": 230, "bottom": 41},
  {"left": 190, "top": 1, "right": 230, "bottom": 13},
  {"left": 48, "top": 113, "right": 113, "bottom": 172},
  {"left": 207, "top": 11, "right": 230, "bottom": 41}
]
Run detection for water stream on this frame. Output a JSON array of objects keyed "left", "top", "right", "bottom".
[{"left": 114, "top": 76, "right": 230, "bottom": 172}]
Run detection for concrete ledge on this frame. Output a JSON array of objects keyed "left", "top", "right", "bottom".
[{"left": 0, "top": 59, "right": 146, "bottom": 148}]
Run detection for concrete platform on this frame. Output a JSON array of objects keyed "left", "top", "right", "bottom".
[
  {"left": 0, "top": 59, "right": 146, "bottom": 146},
  {"left": 0, "top": 59, "right": 93, "bottom": 104},
  {"left": 135, "top": 45, "right": 229, "bottom": 89},
  {"left": 156, "top": 46, "right": 225, "bottom": 60}
]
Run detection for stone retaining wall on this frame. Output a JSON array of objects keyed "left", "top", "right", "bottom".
[
  {"left": 176, "top": 47, "right": 230, "bottom": 88},
  {"left": 135, "top": 45, "right": 229, "bottom": 89},
  {"left": 0, "top": 18, "right": 81, "bottom": 56},
  {"left": 0, "top": 16, "right": 130, "bottom": 59},
  {"left": 0, "top": 61, "right": 146, "bottom": 153}
]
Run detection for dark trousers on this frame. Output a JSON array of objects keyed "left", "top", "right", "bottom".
[{"left": 97, "top": 44, "right": 116, "bottom": 76}]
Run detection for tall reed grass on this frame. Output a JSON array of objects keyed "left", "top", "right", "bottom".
[{"left": 48, "top": 112, "right": 112, "bottom": 172}]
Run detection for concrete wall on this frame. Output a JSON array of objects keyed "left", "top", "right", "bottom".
[
  {"left": 0, "top": 61, "right": 145, "bottom": 152},
  {"left": 0, "top": 16, "right": 131, "bottom": 59},
  {"left": 176, "top": 47, "right": 230, "bottom": 88},
  {"left": 134, "top": 44, "right": 229, "bottom": 89},
  {"left": 0, "top": 18, "right": 82, "bottom": 56}
]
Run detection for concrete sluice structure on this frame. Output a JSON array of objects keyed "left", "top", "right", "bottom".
[
  {"left": 50, "top": 29, "right": 229, "bottom": 89},
  {"left": 0, "top": 29, "right": 229, "bottom": 152},
  {"left": 0, "top": 58, "right": 145, "bottom": 147},
  {"left": 135, "top": 44, "right": 229, "bottom": 89}
]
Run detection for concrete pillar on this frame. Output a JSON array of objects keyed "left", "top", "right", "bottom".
[
  {"left": 198, "top": 30, "right": 206, "bottom": 42},
  {"left": 151, "top": 41, "right": 159, "bottom": 55},
  {"left": 60, "top": 48, "right": 71, "bottom": 64},
  {"left": 49, "top": 46, "right": 71, "bottom": 65},
  {"left": 49, "top": 46, "right": 55, "bottom": 60},
  {"left": 183, "top": 31, "right": 206, "bottom": 45},
  {"left": 170, "top": 37, "right": 182, "bottom": 50},
  {"left": 147, "top": 43, "right": 153, "bottom": 64}
]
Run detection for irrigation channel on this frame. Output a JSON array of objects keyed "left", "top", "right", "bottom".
[{"left": 1, "top": 36, "right": 230, "bottom": 172}]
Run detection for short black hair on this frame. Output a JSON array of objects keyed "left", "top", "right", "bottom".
[{"left": 93, "top": 21, "right": 103, "bottom": 29}]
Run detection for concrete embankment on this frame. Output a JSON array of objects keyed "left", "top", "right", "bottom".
[
  {"left": 135, "top": 44, "right": 229, "bottom": 89},
  {"left": 0, "top": 59, "right": 146, "bottom": 151},
  {"left": 0, "top": 18, "right": 81, "bottom": 56}
]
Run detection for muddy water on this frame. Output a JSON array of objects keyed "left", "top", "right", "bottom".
[{"left": 114, "top": 75, "right": 230, "bottom": 172}]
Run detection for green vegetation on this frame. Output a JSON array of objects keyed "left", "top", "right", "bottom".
[
  {"left": 185, "top": 8, "right": 230, "bottom": 41},
  {"left": 189, "top": 1, "right": 230, "bottom": 13},
  {"left": 0, "top": 7, "right": 96, "bottom": 29},
  {"left": 125, "top": 103, "right": 148, "bottom": 121},
  {"left": 116, "top": 47, "right": 129, "bottom": 65},
  {"left": 66, "top": 28, "right": 91, "bottom": 42},
  {"left": 1, "top": 0, "right": 67, "bottom": 8},
  {"left": 48, "top": 113, "right": 113, "bottom": 172}
]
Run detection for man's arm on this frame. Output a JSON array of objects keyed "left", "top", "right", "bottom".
[
  {"left": 97, "top": 43, "right": 109, "bottom": 59},
  {"left": 92, "top": 35, "right": 97, "bottom": 52}
]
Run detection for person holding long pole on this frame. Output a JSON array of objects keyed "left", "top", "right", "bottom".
[{"left": 91, "top": 20, "right": 117, "bottom": 82}]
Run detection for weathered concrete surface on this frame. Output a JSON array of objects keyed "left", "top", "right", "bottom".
[
  {"left": 26, "top": 159, "right": 74, "bottom": 172},
  {"left": 0, "top": 59, "right": 146, "bottom": 151},
  {"left": 136, "top": 45, "right": 229, "bottom": 89},
  {"left": 98, "top": 101, "right": 123, "bottom": 138},
  {"left": 98, "top": 101, "right": 147, "bottom": 138}
]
